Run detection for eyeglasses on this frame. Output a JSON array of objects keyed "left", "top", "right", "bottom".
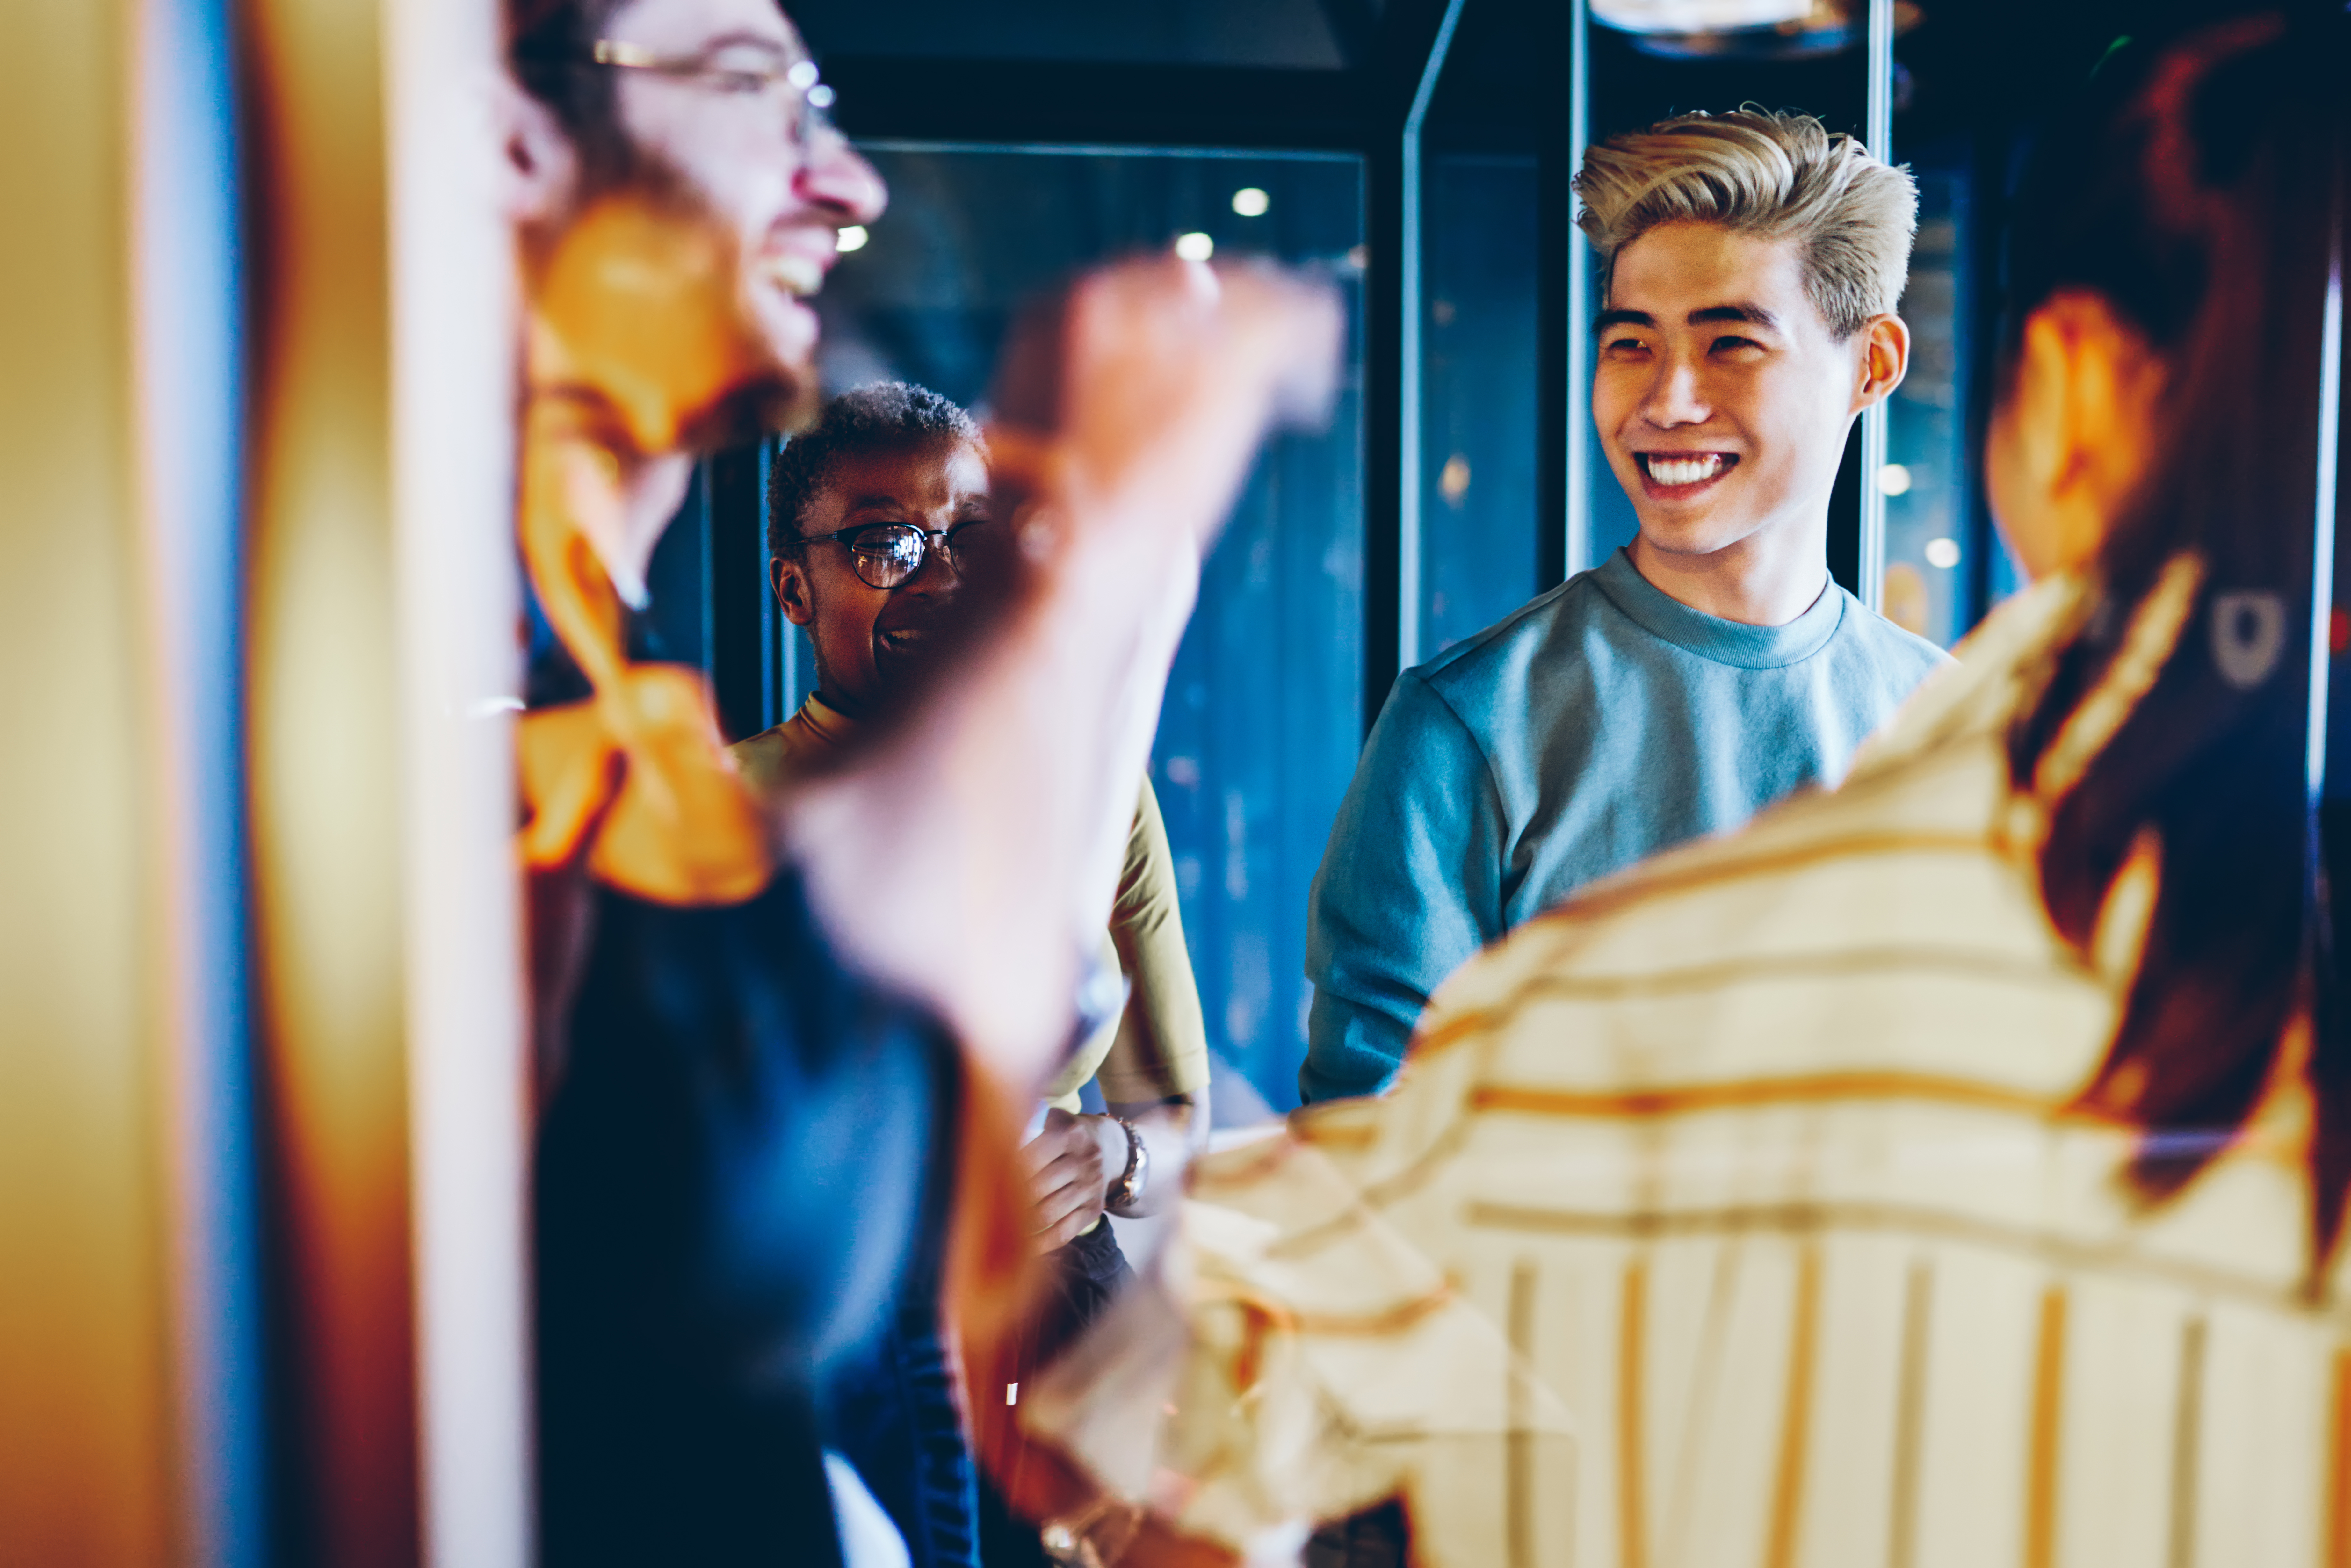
[
  {"left": 807, "top": 519, "right": 991, "bottom": 591},
  {"left": 588, "top": 39, "right": 838, "bottom": 153}
]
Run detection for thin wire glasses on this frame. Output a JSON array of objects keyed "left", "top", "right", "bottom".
[
  {"left": 808, "top": 519, "right": 991, "bottom": 591},
  {"left": 589, "top": 39, "right": 838, "bottom": 153}
]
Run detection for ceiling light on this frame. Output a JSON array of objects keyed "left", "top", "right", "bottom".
[
  {"left": 1924, "top": 537, "right": 1960, "bottom": 569},
  {"left": 835, "top": 225, "right": 868, "bottom": 254},
  {"left": 1594, "top": 0, "right": 1809, "bottom": 28},
  {"left": 1876, "top": 462, "right": 1913, "bottom": 496},
  {"left": 1232, "top": 187, "right": 1270, "bottom": 217},
  {"left": 1174, "top": 232, "right": 1215, "bottom": 262}
]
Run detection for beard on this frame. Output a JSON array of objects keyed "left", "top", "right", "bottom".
[{"left": 528, "top": 145, "right": 821, "bottom": 449}]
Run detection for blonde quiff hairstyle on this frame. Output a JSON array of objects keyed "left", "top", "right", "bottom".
[{"left": 1575, "top": 109, "right": 1918, "bottom": 339}]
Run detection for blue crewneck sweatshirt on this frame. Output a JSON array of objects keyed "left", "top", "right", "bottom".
[{"left": 1301, "top": 547, "right": 1949, "bottom": 1103}]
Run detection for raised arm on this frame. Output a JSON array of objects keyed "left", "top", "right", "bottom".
[{"left": 785, "top": 258, "right": 1341, "bottom": 1104}]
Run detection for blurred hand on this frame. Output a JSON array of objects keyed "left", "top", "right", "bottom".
[{"left": 1022, "top": 1109, "right": 1129, "bottom": 1252}]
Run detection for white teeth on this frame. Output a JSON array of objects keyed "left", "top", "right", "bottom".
[
  {"left": 761, "top": 254, "right": 825, "bottom": 298},
  {"left": 1646, "top": 453, "right": 1725, "bottom": 487}
]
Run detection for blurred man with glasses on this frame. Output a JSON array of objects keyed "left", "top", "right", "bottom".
[
  {"left": 496, "top": 4, "right": 1340, "bottom": 1566},
  {"left": 1301, "top": 110, "right": 1949, "bottom": 1106}
]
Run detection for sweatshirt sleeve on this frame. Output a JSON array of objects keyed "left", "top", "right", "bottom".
[
  {"left": 1096, "top": 777, "right": 1212, "bottom": 1106},
  {"left": 1301, "top": 671, "right": 1506, "bottom": 1103}
]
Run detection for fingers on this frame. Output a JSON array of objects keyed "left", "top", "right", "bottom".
[
  {"left": 1024, "top": 1142, "right": 1104, "bottom": 1212},
  {"left": 1024, "top": 1110, "right": 1108, "bottom": 1246},
  {"left": 1030, "top": 1181, "right": 1104, "bottom": 1251},
  {"left": 986, "top": 257, "right": 1344, "bottom": 556}
]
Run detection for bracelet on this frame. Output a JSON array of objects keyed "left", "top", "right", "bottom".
[{"left": 1107, "top": 1116, "right": 1148, "bottom": 1216}]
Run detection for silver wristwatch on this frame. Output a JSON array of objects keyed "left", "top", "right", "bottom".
[{"left": 1107, "top": 1115, "right": 1148, "bottom": 1216}]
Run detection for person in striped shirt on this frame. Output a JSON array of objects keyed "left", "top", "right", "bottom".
[{"left": 1009, "top": 16, "right": 2351, "bottom": 1566}]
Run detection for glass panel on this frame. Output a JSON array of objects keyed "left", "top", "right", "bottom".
[
  {"left": 1879, "top": 139, "right": 1980, "bottom": 647},
  {"left": 816, "top": 144, "right": 1366, "bottom": 1111},
  {"left": 1421, "top": 153, "right": 1543, "bottom": 658}
]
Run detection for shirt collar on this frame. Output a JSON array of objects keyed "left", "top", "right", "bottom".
[{"left": 1587, "top": 546, "right": 1847, "bottom": 671}]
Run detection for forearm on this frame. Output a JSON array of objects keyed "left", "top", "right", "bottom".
[{"left": 1300, "top": 987, "right": 1417, "bottom": 1103}]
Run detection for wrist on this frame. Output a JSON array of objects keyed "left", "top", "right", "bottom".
[{"left": 1103, "top": 1114, "right": 1148, "bottom": 1217}]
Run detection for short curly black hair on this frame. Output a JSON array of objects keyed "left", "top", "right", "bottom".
[{"left": 766, "top": 382, "right": 985, "bottom": 562}]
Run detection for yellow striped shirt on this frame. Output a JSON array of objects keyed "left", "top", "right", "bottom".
[{"left": 1027, "top": 573, "right": 2351, "bottom": 1568}]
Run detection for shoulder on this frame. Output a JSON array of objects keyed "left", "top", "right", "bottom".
[
  {"left": 1844, "top": 574, "right": 2086, "bottom": 781},
  {"left": 1833, "top": 594, "right": 1957, "bottom": 682},
  {"left": 1399, "top": 573, "right": 1613, "bottom": 725},
  {"left": 1416, "top": 575, "right": 1592, "bottom": 686},
  {"left": 727, "top": 724, "right": 796, "bottom": 798}
]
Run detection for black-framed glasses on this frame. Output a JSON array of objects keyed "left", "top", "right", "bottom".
[
  {"left": 809, "top": 519, "right": 990, "bottom": 591},
  {"left": 586, "top": 38, "right": 838, "bottom": 152}
]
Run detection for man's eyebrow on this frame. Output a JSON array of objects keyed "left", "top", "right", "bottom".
[
  {"left": 1688, "top": 303, "right": 1781, "bottom": 329},
  {"left": 839, "top": 493, "right": 914, "bottom": 513},
  {"left": 1592, "top": 309, "right": 1654, "bottom": 334}
]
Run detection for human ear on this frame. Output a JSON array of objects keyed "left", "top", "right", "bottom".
[
  {"left": 1987, "top": 291, "right": 2164, "bottom": 578},
  {"left": 495, "top": 74, "right": 576, "bottom": 227},
  {"left": 1850, "top": 313, "right": 1910, "bottom": 412},
  {"left": 773, "top": 555, "right": 816, "bottom": 627}
]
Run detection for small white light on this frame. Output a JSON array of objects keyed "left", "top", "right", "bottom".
[
  {"left": 807, "top": 83, "right": 835, "bottom": 109},
  {"left": 787, "top": 59, "right": 819, "bottom": 89},
  {"left": 1925, "top": 537, "right": 1961, "bottom": 569},
  {"left": 834, "top": 224, "right": 868, "bottom": 254},
  {"left": 1877, "top": 462, "right": 1914, "bottom": 496},
  {"left": 1006, "top": 1382, "right": 1020, "bottom": 1406},
  {"left": 1439, "top": 454, "right": 1471, "bottom": 507},
  {"left": 1231, "top": 186, "right": 1270, "bottom": 217},
  {"left": 1174, "top": 231, "right": 1215, "bottom": 262}
]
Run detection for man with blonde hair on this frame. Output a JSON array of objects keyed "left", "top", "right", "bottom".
[{"left": 1301, "top": 109, "right": 1946, "bottom": 1104}]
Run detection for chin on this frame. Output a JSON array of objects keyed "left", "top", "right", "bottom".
[
  {"left": 746, "top": 300, "right": 823, "bottom": 433},
  {"left": 1633, "top": 515, "right": 1754, "bottom": 559}
]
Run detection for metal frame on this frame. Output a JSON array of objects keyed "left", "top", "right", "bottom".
[
  {"left": 1858, "top": 0, "right": 1895, "bottom": 614},
  {"left": 1395, "top": 0, "right": 1469, "bottom": 674},
  {"left": 1537, "top": 0, "right": 1591, "bottom": 588}
]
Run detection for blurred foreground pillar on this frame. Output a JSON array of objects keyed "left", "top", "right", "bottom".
[
  {"left": 243, "top": 0, "right": 419, "bottom": 1558},
  {"left": 0, "top": 2, "right": 182, "bottom": 1561},
  {"left": 1, "top": 0, "right": 523, "bottom": 1560},
  {"left": 246, "top": 0, "right": 526, "bottom": 1563}
]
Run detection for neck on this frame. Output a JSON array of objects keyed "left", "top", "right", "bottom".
[
  {"left": 814, "top": 681, "right": 868, "bottom": 721},
  {"left": 1625, "top": 512, "right": 1831, "bottom": 627}
]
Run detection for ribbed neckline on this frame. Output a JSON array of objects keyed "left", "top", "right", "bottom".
[
  {"left": 1586, "top": 547, "right": 1846, "bottom": 671},
  {"left": 788, "top": 691, "right": 859, "bottom": 758}
]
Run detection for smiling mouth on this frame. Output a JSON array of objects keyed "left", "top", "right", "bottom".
[
  {"left": 1638, "top": 452, "right": 1738, "bottom": 490},
  {"left": 875, "top": 625, "right": 930, "bottom": 661},
  {"left": 1646, "top": 446, "right": 1758, "bottom": 491},
  {"left": 758, "top": 253, "right": 828, "bottom": 299}
]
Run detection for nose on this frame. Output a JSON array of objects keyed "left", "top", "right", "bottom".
[
  {"left": 799, "top": 126, "right": 887, "bottom": 229},
  {"left": 898, "top": 531, "right": 962, "bottom": 598},
  {"left": 1639, "top": 351, "right": 1709, "bottom": 430}
]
